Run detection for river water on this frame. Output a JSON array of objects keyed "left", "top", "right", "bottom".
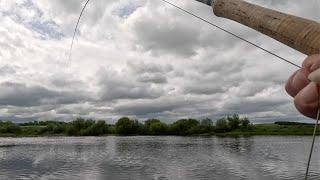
[{"left": 0, "top": 136, "right": 319, "bottom": 180}]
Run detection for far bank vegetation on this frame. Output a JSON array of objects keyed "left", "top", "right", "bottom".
[{"left": 0, "top": 114, "right": 318, "bottom": 137}]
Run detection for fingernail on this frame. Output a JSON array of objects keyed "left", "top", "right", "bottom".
[{"left": 308, "top": 68, "right": 320, "bottom": 83}]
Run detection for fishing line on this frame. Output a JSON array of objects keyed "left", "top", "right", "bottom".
[
  {"left": 69, "top": 0, "right": 91, "bottom": 61},
  {"left": 305, "top": 2, "right": 320, "bottom": 179},
  {"left": 305, "top": 85, "right": 320, "bottom": 180}
]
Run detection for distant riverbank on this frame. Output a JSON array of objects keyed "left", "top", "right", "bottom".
[{"left": 0, "top": 115, "right": 318, "bottom": 137}]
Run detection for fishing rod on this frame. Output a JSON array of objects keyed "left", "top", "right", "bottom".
[
  {"left": 194, "top": 0, "right": 320, "bottom": 56},
  {"left": 71, "top": 0, "right": 320, "bottom": 179}
]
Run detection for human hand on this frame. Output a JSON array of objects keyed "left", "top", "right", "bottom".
[{"left": 285, "top": 55, "right": 320, "bottom": 119}]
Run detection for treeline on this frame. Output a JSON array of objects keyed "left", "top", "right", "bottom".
[
  {"left": 0, "top": 114, "right": 251, "bottom": 136},
  {"left": 115, "top": 115, "right": 251, "bottom": 135}
]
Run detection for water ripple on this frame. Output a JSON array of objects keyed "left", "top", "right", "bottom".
[{"left": 0, "top": 136, "right": 319, "bottom": 180}]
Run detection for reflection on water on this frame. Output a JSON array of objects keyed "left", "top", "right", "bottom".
[{"left": 0, "top": 136, "right": 319, "bottom": 180}]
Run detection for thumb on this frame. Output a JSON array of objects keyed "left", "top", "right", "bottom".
[{"left": 308, "top": 68, "right": 320, "bottom": 83}]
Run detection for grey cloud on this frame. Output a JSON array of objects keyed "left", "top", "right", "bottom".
[
  {"left": 0, "top": 115, "right": 35, "bottom": 123},
  {"left": 127, "top": 1, "right": 260, "bottom": 58},
  {"left": 128, "top": 61, "right": 173, "bottom": 74},
  {"left": 196, "top": 58, "right": 246, "bottom": 75},
  {"left": 185, "top": 85, "right": 225, "bottom": 95},
  {"left": 50, "top": 77, "right": 85, "bottom": 88},
  {"left": 113, "top": 97, "right": 196, "bottom": 116},
  {"left": 56, "top": 107, "right": 90, "bottom": 116},
  {"left": 5, "top": 105, "right": 56, "bottom": 115},
  {"left": 0, "top": 82, "right": 91, "bottom": 107},
  {"left": 223, "top": 98, "right": 287, "bottom": 115},
  {"left": 137, "top": 73, "right": 168, "bottom": 84},
  {"left": 98, "top": 69, "right": 164, "bottom": 101},
  {"left": 128, "top": 9, "right": 202, "bottom": 57},
  {"left": 128, "top": 62, "right": 172, "bottom": 84},
  {"left": 114, "top": 103, "right": 175, "bottom": 116},
  {"left": 45, "top": 0, "right": 83, "bottom": 14}
]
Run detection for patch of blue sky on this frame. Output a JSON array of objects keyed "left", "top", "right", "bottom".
[
  {"left": 27, "top": 20, "right": 64, "bottom": 40},
  {"left": 113, "top": 1, "right": 142, "bottom": 18},
  {"left": 1, "top": 0, "right": 64, "bottom": 40},
  {"left": 21, "top": 0, "right": 35, "bottom": 10}
]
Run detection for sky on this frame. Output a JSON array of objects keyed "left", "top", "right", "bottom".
[{"left": 0, "top": 0, "right": 319, "bottom": 124}]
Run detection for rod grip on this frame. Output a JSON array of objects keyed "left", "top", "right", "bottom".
[{"left": 212, "top": 0, "right": 320, "bottom": 55}]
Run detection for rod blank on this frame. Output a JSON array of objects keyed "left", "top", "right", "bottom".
[{"left": 212, "top": 0, "right": 320, "bottom": 55}]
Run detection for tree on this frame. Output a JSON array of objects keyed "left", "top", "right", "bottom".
[
  {"left": 145, "top": 119, "right": 161, "bottom": 127},
  {"left": 115, "top": 117, "right": 141, "bottom": 135},
  {"left": 201, "top": 118, "right": 213, "bottom": 126},
  {"left": 240, "top": 117, "right": 250, "bottom": 127},
  {"left": 149, "top": 122, "right": 168, "bottom": 135},
  {"left": 215, "top": 118, "right": 228, "bottom": 133},
  {"left": 199, "top": 118, "right": 214, "bottom": 134},
  {"left": 227, "top": 114, "right": 240, "bottom": 130},
  {"left": 66, "top": 125, "right": 77, "bottom": 136},
  {"left": 169, "top": 119, "right": 200, "bottom": 135},
  {"left": 81, "top": 120, "right": 108, "bottom": 136},
  {"left": 144, "top": 119, "right": 165, "bottom": 135}
]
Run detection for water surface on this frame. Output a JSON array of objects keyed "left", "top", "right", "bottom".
[{"left": 0, "top": 136, "right": 319, "bottom": 180}]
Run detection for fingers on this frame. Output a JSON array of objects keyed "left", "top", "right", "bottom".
[
  {"left": 309, "top": 68, "right": 320, "bottom": 83},
  {"left": 294, "top": 83, "right": 319, "bottom": 118},
  {"left": 302, "top": 54, "right": 320, "bottom": 72},
  {"left": 286, "top": 55, "right": 320, "bottom": 119},
  {"left": 285, "top": 69, "right": 310, "bottom": 97}
]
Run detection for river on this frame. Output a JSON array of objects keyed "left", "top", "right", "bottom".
[{"left": 0, "top": 136, "right": 319, "bottom": 180}]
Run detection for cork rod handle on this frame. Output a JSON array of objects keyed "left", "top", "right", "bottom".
[{"left": 212, "top": 0, "right": 320, "bottom": 55}]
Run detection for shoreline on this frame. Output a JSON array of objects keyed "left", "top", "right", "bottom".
[
  {"left": 1, "top": 117, "right": 319, "bottom": 138},
  {"left": 1, "top": 132, "right": 319, "bottom": 138}
]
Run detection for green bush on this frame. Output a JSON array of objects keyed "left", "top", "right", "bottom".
[{"left": 0, "top": 121, "right": 21, "bottom": 134}]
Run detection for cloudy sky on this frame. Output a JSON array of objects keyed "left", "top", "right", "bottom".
[{"left": 0, "top": 0, "right": 319, "bottom": 123}]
